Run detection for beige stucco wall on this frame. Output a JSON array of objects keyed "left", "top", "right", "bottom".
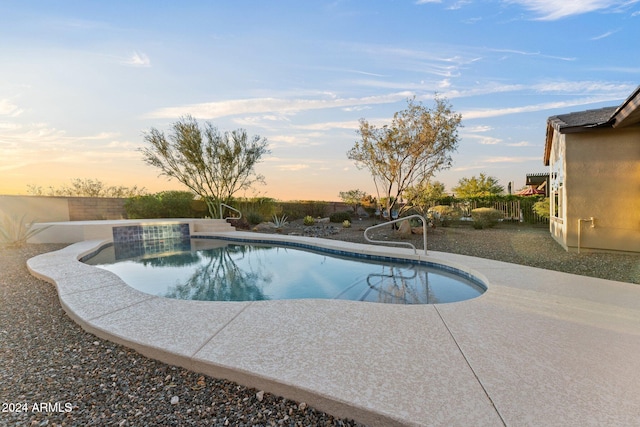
[
  {"left": 559, "top": 126, "right": 640, "bottom": 253},
  {"left": 0, "top": 195, "right": 70, "bottom": 222},
  {"left": 548, "top": 132, "right": 567, "bottom": 249}
]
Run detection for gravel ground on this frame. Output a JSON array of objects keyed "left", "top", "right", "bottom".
[
  {"left": 0, "top": 245, "right": 365, "bottom": 427},
  {"left": 261, "top": 218, "right": 639, "bottom": 284},
  {"left": 1, "top": 224, "right": 638, "bottom": 426}
]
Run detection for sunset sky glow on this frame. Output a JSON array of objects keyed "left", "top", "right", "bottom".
[{"left": 1, "top": 0, "right": 639, "bottom": 200}]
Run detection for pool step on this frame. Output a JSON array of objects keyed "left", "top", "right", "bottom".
[{"left": 192, "top": 219, "right": 236, "bottom": 233}]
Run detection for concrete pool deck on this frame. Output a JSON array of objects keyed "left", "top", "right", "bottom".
[{"left": 27, "top": 231, "right": 640, "bottom": 426}]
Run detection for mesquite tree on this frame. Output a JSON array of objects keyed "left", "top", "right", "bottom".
[
  {"left": 348, "top": 96, "right": 461, "bottom": 216},
  {"left": 141, "top": 116, "right": 269, "bottom": 218}
]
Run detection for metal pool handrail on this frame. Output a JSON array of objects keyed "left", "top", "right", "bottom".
[
  {"left": 363, "top": 214, "right": 427, "bottom": 255},
  {"left": 220, "top": 203, "right": 242, "bottom": 220}
]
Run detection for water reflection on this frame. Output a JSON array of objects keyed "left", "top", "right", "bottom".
[
  {"left": 164, "top": 244, "right": 272, "bottom": 301},
  {"left": 85, "top": 239, "right": 484, "bottom": 304},
  {"left": 366, "top": 268, "right": 438, "bottom": 304}
]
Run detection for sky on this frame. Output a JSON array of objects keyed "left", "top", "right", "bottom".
[{"left": 1, "top": 0, "right": 639, "bottom": 201}]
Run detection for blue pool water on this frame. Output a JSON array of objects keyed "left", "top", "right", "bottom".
[{"left": 84, "top": 238, "right": 485, "bottom": 304}]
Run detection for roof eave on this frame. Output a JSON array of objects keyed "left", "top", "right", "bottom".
[
  {"left": 611, "top": 85, "right": 640, "bottom": 128},
  {"left": 543, "top": 122, "right": 554, "bottom": 166}
]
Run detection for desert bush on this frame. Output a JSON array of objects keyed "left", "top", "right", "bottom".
[
  {"left": 235, "top": 197, "right": 279, "bottom": 222},
  {"left": 532, "top": 197, "right": 550, "bottom": 219},
  {"left": 125, "top": 191, "right": 197, "bottom": 218},
  {"left": 428, "top": 205, "right": 462, "bottom": 227},
  {"left": 330, "top": 211, "right": 352, "bottom": 223},
  {"left": 125, "top": 194, "right": 161, "bottom": 218},
  {"left": 158, "top": 191, "right": 197, "bottom": 217},
  {"left": 0, "top": 213, "right": 50, "bottom": 247},
  {"left": 303, "top": 215, "right": 315, "bottom": 226},
  {"left": 245, "top": 211, "right": 264, "bottom": 225},
  {"left": 279, "top": 201, "right": 328, "bottom": 220},
  {"left": 471, "top": 207, "right": 503, "bottom": 229},
  {"left": 270, "top": 215, "right": 289, "bottom": 230}
]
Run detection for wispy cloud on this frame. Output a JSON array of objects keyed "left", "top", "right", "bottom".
[
  {"left": 276, "top": 164, "right": 310, "bottom": 172},
  {"left": 462, "top": 133, "right": 502, "bottom": 145},
  {"left": 0, "top": 122, "right": 134, "bottom": 173},
  {"left": 146, "top": 92, "right": 414, "bottom": 119},
  {"left": 531, "top": 80, "right": 634, "bottom": 94},
  {"left": 466, "top": 125, "right": 493, "bottom": 132},
  {"left": 591, "top": 30, "right": 616, "bottom": 40},
  {"left": 488, "top": 47, "right": 575, "bottom": 61},
  {"left": 122, "top": 51, "right": 151, "bottom": 67},
  {"left": 506, "top": 0, "right": 638, "bottom": 21},
  {"left": 293, "top": 120, "right": 361, "bottom": 131},
  {"left": 345, "top": 42, "right": 482, "bottom": 78},
  {"left": 447, "top": 0, "right": 472, "bottom": 10},
  {"left": 461, "top": 95, "right": 626, "bottom": 119},
  {"left": 484, "top": 156, "right": 540, "bottom": 163},
  {"left": 506, "top": 141, "right": 534, "bottom": 147},
  {"left": 0, "top": 99, "right": 24, "bottom": 117}
]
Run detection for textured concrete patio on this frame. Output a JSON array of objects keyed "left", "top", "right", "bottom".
[{"left": 27, "top": 231, "right": 640, "bottom": 426}]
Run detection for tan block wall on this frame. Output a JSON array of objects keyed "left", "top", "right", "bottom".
[
  {"left": 0, "top": 195, "right": 128, "bottom": 222},
  {"left": 67, "top": 197, "right": 127, "bottom": 220},
  {"left": 0, "top": 195, "right": 70, "bottom": 222}
]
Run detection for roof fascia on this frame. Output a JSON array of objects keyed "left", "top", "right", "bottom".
[{"left": 611, "top": 85, "right": 640, "bottom": 128}]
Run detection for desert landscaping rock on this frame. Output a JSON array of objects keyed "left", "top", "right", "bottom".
[{"left": 0, "top": 245, "right": 364, "bottom": 427}]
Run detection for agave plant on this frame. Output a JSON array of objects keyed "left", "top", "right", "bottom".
[
  {"left": 0, "top": 212, "right": 50, "bottom": 247},
  {"left": 270, "top": 214, "right": 289, "bottom": 230}
]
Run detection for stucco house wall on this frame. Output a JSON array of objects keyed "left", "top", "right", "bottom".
[
  {"left": 548, "top": 131, "right": 566, "bottom": 248},
  {"left": 545, "top": 86, "right": 640, "bottom": 253},
  {"left": 562, "top": 128, "right": 640, "bottom": 252}
]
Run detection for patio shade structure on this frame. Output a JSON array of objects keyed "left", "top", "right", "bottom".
[{"left": 517, "top": 186, "right": 545, "bottom": 196}]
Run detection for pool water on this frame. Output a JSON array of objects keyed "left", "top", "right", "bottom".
[{"left": 84, "top": 239, "right": 485, "bottom": 304}]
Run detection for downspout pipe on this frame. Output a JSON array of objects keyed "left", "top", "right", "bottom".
[{"left": 577, "top": 217, "right": 595, "bottom": 254}]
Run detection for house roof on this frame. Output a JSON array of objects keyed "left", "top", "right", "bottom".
[
  {"left": 611, "top": 85, "right": 640, "bottom": 128},
  {"left": 543, "top": 85, "right": 640, "bottom": 166}
]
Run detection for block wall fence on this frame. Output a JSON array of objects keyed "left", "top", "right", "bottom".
[
  {"left": 0, "top": 195, "right": 353, "bottom": 223},
  {"left": 0, "top": 195, "right": 127, "bottom": 222}
]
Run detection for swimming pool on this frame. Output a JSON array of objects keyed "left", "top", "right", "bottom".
[{"left": 83, "top": 238, "right": 486, "bottom": 304}]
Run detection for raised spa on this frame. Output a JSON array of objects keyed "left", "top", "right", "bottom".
[{"left": 84, "top": 238, "right": 486, "bottom": 304}]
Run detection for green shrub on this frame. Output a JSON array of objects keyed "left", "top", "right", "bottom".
[
  {"left": 245, "top": 211, "right": 263, "bottom": 225},
  {"left": 429, "top": 205, "right": 462, "bottom": 227},
  {"left": 342, "top": 220, "right": 351, "bottom": 228},
  {"left": 532, "top": 197, "right": 550, "bottom": 219},
  {"left": 125, "top": 191, "right": 196, "bottom": 218},
  {"left": 125, "top": 195, "right": 160, "bottom": 218},
  {"left": 303, "top": 215, "right": 315, "bottom": 226},
  {"left": 470, "top": 207, "right": 503, "bottom": 229},
  {"left": 235, "top": 197, "right": 278, "bottom": 222},
  {"left": 329, "top": 211, "right": 352, "bottom": 223},
  {"left": 158, "top": 191, "right": 197, "bottom": 217}
]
